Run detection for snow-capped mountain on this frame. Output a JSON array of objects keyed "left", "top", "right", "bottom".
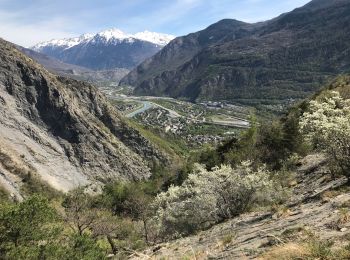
[
  {"left": 33, "top": 29, "right": 174, "bottom": 50},
  {"left": 31, "top": 29, "right": 175, "bottom": 70},
  {"left": 133, "top": 31, "right": 175, "bottom": 46},
  {"left": 32, "top": 33, "right": 94, "bottom": 51}
]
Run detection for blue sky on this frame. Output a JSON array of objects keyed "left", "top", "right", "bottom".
[{"left": 0, "top": 0, "right": 311, "bottom": 47}]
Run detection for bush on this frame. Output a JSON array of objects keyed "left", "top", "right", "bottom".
[
  {"left": 300, "top": 91, "right": 350, "bottom": 177},
  {"left": 257, "top": 121, "right": 287, "bottom": 169},
  {"left": 0, "top": 193, "right": 114, "bottom": 259},
  {"left": 151, "top": 162, "right": 283, "bottom": 239},
  {"left": 223, "top": 116, "right": 259, "bottom": 166},
  {"left": 0, "top": 195, "right": 61, "bottom": 259},
  {"left": 58, "top": 234, "right": 107, "bottom": 260},
  {"left": 256, "top": 108, "right": 308, "bottom": 170},
  {"left": 101, "top": 182, "right": 156, "bottom": 244},
  {"left": 0, "top": 187, "right": 9, "bottom": 203}
]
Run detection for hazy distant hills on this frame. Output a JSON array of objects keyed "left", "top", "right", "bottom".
[
  {"left": 32, "top": 29, "right": 175, "bottom": 70},
  {"left": 17, "top": 45, "right": 93, "bottom": 75},
  {"left": 17, "top": 46, "right": 130, "bottom": 85},
  {"left": 121, "top": 0, "right": 350, "bottom": 104}
]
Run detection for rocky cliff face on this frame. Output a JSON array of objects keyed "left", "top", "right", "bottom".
[
  {"left": 121, "top": 0, "right": 350, "bottom": 104},
  {"left": 0, "top": 38, "right": 167, "bottom": 197}
]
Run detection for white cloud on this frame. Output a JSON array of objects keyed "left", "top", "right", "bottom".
[{"left": 0, "top": 9, "right": 77, "bottom": 47}]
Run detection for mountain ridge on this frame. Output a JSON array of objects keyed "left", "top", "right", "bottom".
[
  {"left": 121, "top": 0, "right": 350, "bottom": 104},
  {"left": 31, "top": 29, "right": 175, "bottom": 70},
  {"left": 32, "top": 29, "right": 175, "bottom": 50}
]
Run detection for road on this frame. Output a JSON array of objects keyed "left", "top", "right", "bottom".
[
  {"left": 207, "top": 120, "right": 250, "bottom": 128},
  {"left": 126, "top": 100, "right": 249, "bottom": 128},
  {"left": 209, "top": 115, "right": 250, "bottom": 128},
  {"left": 109, "top": 92, "right": 249, "bottom": 128},
  {"left": 125, "top": 101, "right": 154, "bottom": 118}
]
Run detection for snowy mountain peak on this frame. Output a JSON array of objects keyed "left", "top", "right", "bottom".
[
  {"left": 32, "top": 33, "right": 94, "bottom": 51},
  {"left": 96, "top": 28, "right": 130, "bottom": 41},
  {"left": 32, "top": 29, "right": 175, "bottom": 51},
  {"left": 133, "top": 31, "right": 175, "bottom": 46}
]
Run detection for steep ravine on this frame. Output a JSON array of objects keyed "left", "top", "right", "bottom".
[{"left": 0, "top": 38, "right": 168, "bottom": 197}]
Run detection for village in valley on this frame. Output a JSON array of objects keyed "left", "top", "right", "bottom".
[{"left": 101, "top": 86, "right": 251, "bottom": 147}]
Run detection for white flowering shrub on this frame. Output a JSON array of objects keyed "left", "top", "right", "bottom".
[
  {"left": 300, "top": 91, "right": 350, "bottom": 175},
  {"left": 151, "top": 162, "right": 279, "bottom": 239}
]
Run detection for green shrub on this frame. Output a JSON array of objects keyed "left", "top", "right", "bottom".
[
  {"left": 0, "top": 186, "right": 9, "bottom": 203},
  {"left": 0, "top": 195, "right": 61, "bottom": 259},
  {"left": 187, "top": 110, "right": 307, "bottom": 173},
  {"left": 21, "top": 172, "right": 62, "bottom": 199},
  {"left": 59, "top": 234, "right": 106, "bottom": 260},
  {"left": 101, "top": 182, "right": 156, "bottom": 244},
  {"left": 151, "top": 162, "right": 284, "bottom": 239},
  {"left": 300, "top": 91, "right": 350, "bottom": 177}
]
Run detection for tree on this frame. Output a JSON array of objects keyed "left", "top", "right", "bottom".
[
  {"left": 63, "top": 189, "right": 100, "bottom": 236},
  {"left": 224, "top": 114, "right": 259, "bottom": 166},
  {"left": 62, "top": 189, "right": 120, "bottom": 254},
  {"left": 102, "top": 182, "right": 155, "bottom": 244},
  {"left": 0, "top": 193, "right": 111, "bottom": 259},
  {"left": 257, "top": 120, "right": 286, "bottom": 168},
  {"left": 52, "top": 233, "right": 106, "bottom": 260},
  {"left": 0, "top": 195, "right": 60, "bottom": 259},
  {"left": 300, "top": 91, "right": 350, "bottom": 176}
]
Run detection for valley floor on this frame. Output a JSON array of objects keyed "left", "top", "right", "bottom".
[{"left": 103, "top": 88, "right": 251, "bottom": 149}]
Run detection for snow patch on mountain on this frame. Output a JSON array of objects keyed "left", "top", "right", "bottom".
[
  {"left": 134, "top": 31, "right": 175, "bottom": 46},
  {"left": 96, "top": 28, "right": 129, "bottom": 41},
  {"left": 32, "top": 29, "right": 175, "bottom": 51},
  {"left": 33, "top": 33, "right": 94, "bottom": 51}
]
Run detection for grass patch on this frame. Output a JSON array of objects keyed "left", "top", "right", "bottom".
[
  {"left": 0, "top": 186, "right": 9, "bottom": 203},
  {"left": 184, "top": 123, "right": 240, "bottom": 136},
  {"left": 21, "top": 172, "right": 63, "bottom": 200},
  {"left": 0, "top": 148, "right": 31, "bottom": 179},
  {"left": 123, "top": 118, "right": 187, "bottom": 161},
  {"left": 221, "top": 233, "right": 235, "bottom": 246},
  {"left": 261, "top": 229, "right": 350, "bottom": 260}
]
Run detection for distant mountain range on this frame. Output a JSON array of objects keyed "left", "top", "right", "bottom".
[
  {"left": 17, "top": 46, "right": 129, "bottom": 86},
  {"left": 31, "top": 29, "right": 175, "bottom": 70},
  {"left": 121, "top": 0, "right": 350, "bottom": 105}
]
